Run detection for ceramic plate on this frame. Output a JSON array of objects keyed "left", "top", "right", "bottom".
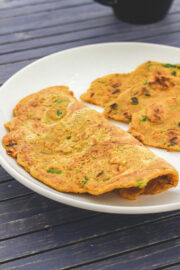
[{"left": 0, "top": 42, "right": 180, "bottom": 214}]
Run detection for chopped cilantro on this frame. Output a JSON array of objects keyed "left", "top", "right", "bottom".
[
  {"left": 137, "top": 179, "right": 143, "bottom": 188},
  {"left": 54, "top": 99, "right": 62, "bottom": 104},
  {"left": 57, "top": 109, "right": 62, "bottom": 116},
  {"left": 141, "top": 115, "right": 147, "bottom": 122},
  {"left": 144, "top": 80, "right": 148, "bottom": 85},
  {"left": 82, "top": 176, "right": 89, "bottom": 185},
  {"left": 172, "top": 70, "right": 176, "bottom": 76},
  {"left": 163, "top": 142, "right": 167, "bottom": 145},
  {"left": 47, "top": 168, "right": 62, "bottom": 174},
  {"left": 163, "top": 63, "right": 180, "bottom": 69}
]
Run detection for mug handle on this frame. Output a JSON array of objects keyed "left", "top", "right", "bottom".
[{"left": 95, "top": 0, "right": 117, "bottom": 7}]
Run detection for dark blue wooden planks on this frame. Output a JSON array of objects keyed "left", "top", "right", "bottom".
[
  {"left": 2, "top": 17, "right": 180, "bottom": 55},
  {"left": 0, "top": 193, "right": 60, "bottom": 224},
  {"left": 0, "top": 3, "right": 112, "bottom": 35},
  {"left": 0, "top": 166, "right": 12, "bottom": 182},
  {"left": 0, "top": 180, "right": 31, "bottom": 201},
  {"left": 0, "top": 206, "right": 98, "bottom": 240},
  {"left": 1, "top": 15, "right": 180, "bottom": 66},
  {"left": 0, "top": 16, "right": 119, "bottom": 45},
  {"left": 0, "top": 0, "right": 92, "bottom": 19},
  {"left": 74, "top": 239, "right": 180, "bottom": 270},
  {"left": 1, "top": 214, "right": 180, "bottom": 268},
  {"left": 0, "top": 0, "right": 61, "bottom": 10}
]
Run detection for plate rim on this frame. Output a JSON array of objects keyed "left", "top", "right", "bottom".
[{"left": 0, "top": 41, "right": 180, "bottom": 214}]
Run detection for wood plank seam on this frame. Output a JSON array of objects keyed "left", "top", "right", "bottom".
[
  {"left": 0, "top": 213, "right": 180, "bottom": 265},
  {"left": 0, "top": 213, "right": 100, "bottom": 243},
  {"left": 0, "top": 0, "right": 82, "bottom": 11},
  {"left": 1, "top": 28, "right": 180, "bottom": 66},
  {"left": 0, "top": 2, "right": 93, "bottom": 20},
  {"left": 0, "top": 14, "right": 113, "bottom": 37},
  {"left": 51, "top": 237, "right": 180, "bottom": 270},
  {"left": 1, "top": 232, "right": 179, "bottom": 267},
  {"left": 0, "top": 18, "right": 117, "bottom": 46},
  {"left": 154, "top": 262, "right": 180, "bottom": 270},
  {"left": 1, "top": 14, "right": 180, "bottom": 47}
]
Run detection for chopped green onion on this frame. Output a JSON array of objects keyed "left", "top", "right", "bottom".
[{"left": 47, "top": 168, "right": 62, "bottom": 174}]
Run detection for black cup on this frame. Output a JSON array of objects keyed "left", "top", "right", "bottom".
[{"left": 95, "top": 0, "right": 174, "bottom": 24}]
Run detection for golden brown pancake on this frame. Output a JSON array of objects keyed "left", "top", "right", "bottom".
[
  {"left": 104, "top": 65, "right": 180, "bottom": 123},
  {"left": 81, "top": 61, "right": 180, "bottom": 108},
  {"left": 80, "top": 73, "right": 130, "bottom": 107},
  {"left": 2, "top": 86, "right": 178, "bottom": 200},
  {"left": 129, "top": 96, "right": 180, "bottom": 151}
]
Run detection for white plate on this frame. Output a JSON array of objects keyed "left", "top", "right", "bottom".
[{"left": 0, "top": 42, "right": 180, "bottom": 214}]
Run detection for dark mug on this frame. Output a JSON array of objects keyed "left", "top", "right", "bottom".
[{"left": 95, "top": 0, "right": 174, "bottom": 24}]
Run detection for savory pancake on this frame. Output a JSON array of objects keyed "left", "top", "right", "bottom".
[
  {"left": 2, "top": 86, "right": 178, "bottom": 200},
  {"left": 81, "top": 61, "right": 180, "bottom": 108},
  {"left": 80, "top": 73, "right": 131, "bottom": 107},
  {"left": 129, "top": 96, "right": 180, "bottom": 151},
  {"left": 104, "top": 66, "right": 180, "bottom": 123}
]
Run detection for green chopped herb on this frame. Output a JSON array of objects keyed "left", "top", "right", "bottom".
[
  {"left": 163, "top": 63, "right": 180, "bottom": 69},
  {"left": 82, "top": 176, "right": 89, "bottom": 185},
  {"left": 163, "top": 63, "right": 177, "bottom": 68},
  {"left": 144, "top": 80, "right": 148, "bottom": 85},
  {"left": 57, "top": 109, "right": 62, "bottom": 116},
  {"left": 147, "top": 62, "right": 152, "bottom": 68},
  {"left": 137, "top": 179, "right": 143, "bottom": 188},
  {"left": 131, "top": 97, "right": 138, "bottom": 105},
  {"left": 163, "top": 142, "right": 167, "bottom": 145},
  {"left": 54, "top": 99, "right": 62, "bottom": 104},
  {"left": 47, "top": 168, "right": 62, "bottom": 174},
  {"left": 110, "top": 103, "right": 118, "bottom": 110},
  {"left": 171, "top": 71, "right": 177, "bottom": 76},
  {"left": 141, "top": 115, "right": 147, "bottom": 122},
  {"left": 67, "top": 136, "right": 71, "bottom": 140}
]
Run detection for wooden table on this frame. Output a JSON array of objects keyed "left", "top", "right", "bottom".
[{"left": 0, "top": 1, "right": 180, "bottom": 269}]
